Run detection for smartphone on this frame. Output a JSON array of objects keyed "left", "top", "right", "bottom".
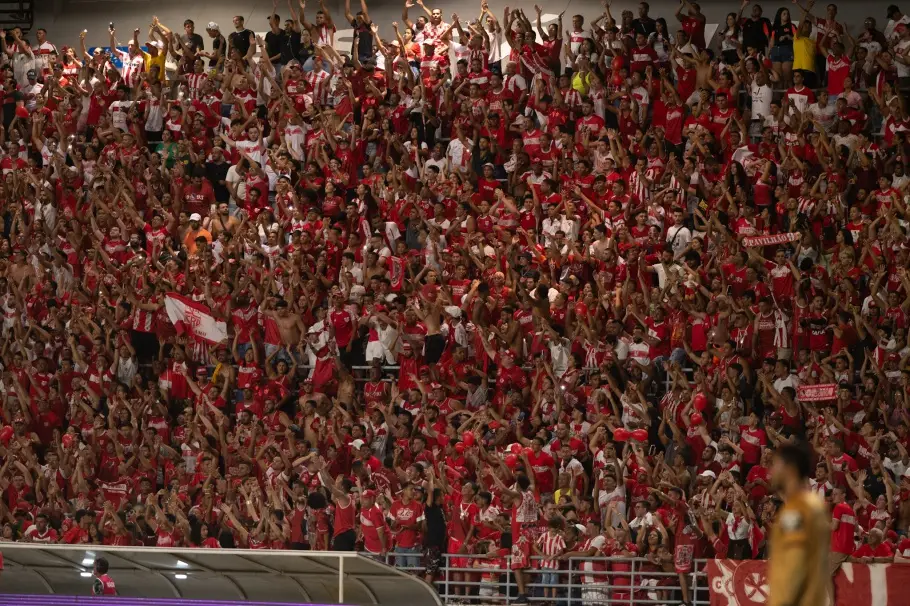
[{"left": 109, "top": 22, "right": 114, "bottom": 31}]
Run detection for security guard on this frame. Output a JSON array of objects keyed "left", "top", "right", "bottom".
[{"left": 768, "top": 442, "right": 830, "bottom": 606}]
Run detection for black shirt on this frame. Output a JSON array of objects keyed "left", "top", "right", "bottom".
[
  {"left": 229, "top": 28, "right": 254, "bottom": 56},
  {"left": 181, "top": 32, "right": 205, "bottom": 53},
  {"left": 741, "top": 17, "right": 771, "bottom": 51},
  {"left": 351, "top": 21, "right": 373, "bottom": 60},
  {"left": 206, "top": 160, "right": 231, "bottom": 203},
  {"left": 282, "top": 30, "right": 301, "bottom": 64},
  {"left": 209, "top": 34, "right": 226, "bottom": 68},
  {"left": 298, "top": 41, "right": 315, "bottom": 66},
  {"left": 265, "top": 29, "right": 287, "bottom": 63},
  {"left": 771, "top": 22, "right": 795, "bottom": 48},
  {"left": 423, "top": 502, "right": 447, "bottom": 548},
  {"left": 631, "top": 17, "right": 657, "bottom": 37}
]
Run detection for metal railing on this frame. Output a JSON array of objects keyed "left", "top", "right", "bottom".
[{"left": 364, "top": 553, "right": 713, "bottom": 605}]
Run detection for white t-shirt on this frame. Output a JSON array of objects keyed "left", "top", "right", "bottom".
[
  {"left": 666, "top": 225, "right": 692, "bottom": 256},
  {"left": 225, "top": 165, "right": 247, "bottom": 203},
  {"left": 109, "top": 100, "right": 134, "bottom": 132},
  {"left": 22, "top": 82, "right": 43, "bottom": 111},
  {"left": 750, "top": 81, "right": 773, "bottom": 121}
]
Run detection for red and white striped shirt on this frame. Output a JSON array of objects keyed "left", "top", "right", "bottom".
[
  {"left": 628, "top": 170, "right": 651, "bottom": 203},
  {"left": 304, "top": 69, "right": 330, "bottom": 105},
  {"left": 131, "top": 296, "right": 156, "bottom": 333},
  {"left": 186, "top": 73, "right": 209, "bottom": 100},
  {"left": 118, "top": 51, "right": 146, "bottom": 89},
  {"left": 536, "top": 530, "right": 566, "bottom": 569}
]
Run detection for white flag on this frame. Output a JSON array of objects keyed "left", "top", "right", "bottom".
[{"left": 164, "top": 293, "right": 228, "bottom": 345}]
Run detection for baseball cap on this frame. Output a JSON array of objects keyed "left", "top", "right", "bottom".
[
  {"left": 699, "top": 470, "right": 716, "bottom": 479},
  {"left": 26, "top": 69, "right": 36, "bottom": 78},
  {"left": 362, "top": 489, "right": 377, "bottom": 499},
  {"left": 189, "top": 213, "right": 202, "bottom": 222},
  {"left": 207, "top": 22, "right": 220, "bottom": 31},
  {"left": 351, "top": 439, "right": 366, "bottom": 449}
]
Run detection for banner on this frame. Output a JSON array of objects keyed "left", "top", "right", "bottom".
[
  {"left": 389, "top": 256, "right": 404, "bottom": 292},
  {"left": 706, "top": 559, "right": 910, "bottom": 606},
  {"left": 742, "top": 233, "right": 800, "bottom": 248},
  {"left": 164, "top": 293, "right": 228, "bottom": 345},
  {"left": 798, "top": 383, "right": 838, "bottom": 402}
]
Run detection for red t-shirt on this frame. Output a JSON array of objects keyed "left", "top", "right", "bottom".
[
  {"left": 389, "top": 499, "right": 425, "bottom": 549},
  {"left": 360, "top": 504, "right": 389, "bottom": 554},
  {"left": 852, "top": 542, "right": 892, "bottom": 559},
  {"left": 831, "top": 501, "right": 856, "bottom": 554}
]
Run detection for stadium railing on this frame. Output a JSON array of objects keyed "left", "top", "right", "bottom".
[{"left": 365, "top": 553, "right": 713, "bottom": 605}]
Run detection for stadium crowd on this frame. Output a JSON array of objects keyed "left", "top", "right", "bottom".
[{"left": 3, "top": 0, "right": 910, "bottom": 602}]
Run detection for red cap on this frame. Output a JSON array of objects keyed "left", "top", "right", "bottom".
[{"left": 362, "top": 489, "right": 377, "bottom": 499}]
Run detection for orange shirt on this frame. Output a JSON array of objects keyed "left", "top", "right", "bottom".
[{"left": 183, "top": 228, "right": 212, "bottom": 255}]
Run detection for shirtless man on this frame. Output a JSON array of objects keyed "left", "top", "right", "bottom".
[
  {"left": 262, "top": 299, "right": 307, "bottom": 348},
  {"left": 673, "top": 47, "right": 714, "bottom": 105},
  {"left": 414, "top": 293, "right": 445, "bottom": 369},
  {"left": 209, "top": 202, "right": 240, "bottom": 236},
  {"left": 8, "top": 249, "right": 35, "bottom": 288}
]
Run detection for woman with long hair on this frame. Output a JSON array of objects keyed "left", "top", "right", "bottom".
[
  {"left": 770, "top": 7, "right": 796, "bottom": 86},
  {"left": 649, "top": 17, "right": 675, "bottom": 71},
  {"left": 720, "top": 12, "right": 742, "bottom": 65}
]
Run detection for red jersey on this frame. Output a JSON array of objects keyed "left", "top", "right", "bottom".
[{"left": 831, "top": 501, "right": 856, "bottom": 554}]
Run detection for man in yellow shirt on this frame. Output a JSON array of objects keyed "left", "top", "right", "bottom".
[
  {"left": 146, "top": 18, "right": 172, "bottom": 82},
  {"left": 792, "top": 2, "right": 817, "bottom": 87},
  {"left": 144, "top": 40, "right": 167, "bottom": 82}
]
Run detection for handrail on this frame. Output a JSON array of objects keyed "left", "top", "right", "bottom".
[{"left": 362, "top": 552, "right": 715, "bottom": 605}]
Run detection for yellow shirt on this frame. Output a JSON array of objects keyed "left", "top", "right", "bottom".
[
  {"left": 571, "top": 72, "right": 590, "bottom": 96},
  {"left": 793, "top": 34, "right": 816, "bottom": 73},
  {"left": 144, "top": 50, "right": 167, "bottom": 82},
  {"left": 554, "top": 487, "right": 575, "bottom": 504},
  {"left": 768, "top": 489, "right": 830, "bottom": 606}
]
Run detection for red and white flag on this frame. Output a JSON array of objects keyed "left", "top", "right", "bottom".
[
  {"left": 389, "top": 257, "right": 404, "bottom": 292},
  {"left": 164, "top": 292, "right": 228, "bottom": 345},
  {"left": 707, "top": 559, "right": 910, "bottom": 606}
]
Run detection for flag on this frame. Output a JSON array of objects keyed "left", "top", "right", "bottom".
[
  {"left": 742, "top": 232, "right": 800, "bottom": 247},
  {"left": 707, "top": 559, "right": 910, "bottom": 606},
  {"left": 164, "top": 292, "right": 228, "bottom": 345},
  {"left": 389, "top": 256, "right": 404, "bottom": 291},
  {"left": 797, "top": 383, "right": 838, "bottom": 402}
]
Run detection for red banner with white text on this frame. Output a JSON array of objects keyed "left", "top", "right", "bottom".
[
  {"left": 742, "top": 233, "right": 800, "bottom": 247},
  {"left": 706, "top": 559, "right": 910, "bottom": 606},
  {"left": 797, "top": 383, "right": 839, "bottom": 402}
]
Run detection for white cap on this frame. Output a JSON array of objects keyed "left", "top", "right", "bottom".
[
  {"left": 351, "top": 439, "right": 366, "bottom": 449},
  {"left": 699, "top": 470, "right": 716, "bottom": 479},
  {"left": 444, "top": 306, "right": 462, "bottom": 318},
  {"left": 189, "top": 213, "right": 202, "bottom": 222},
  {"left": 574, "top": 524, "right": 588, "bottom": 535},
  {"left": 207, "top": 22, "right": 220, "bottom": 31}
]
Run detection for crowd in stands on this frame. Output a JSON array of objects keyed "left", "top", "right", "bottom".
[{"left": 3, "top": 0, "right": 910, "bottom": 603}]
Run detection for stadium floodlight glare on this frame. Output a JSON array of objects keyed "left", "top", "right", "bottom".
[
  {"left": 174, "top": 574, "right": 188, "bottom": 580},
  {"left": 79, "top": 572, "right": 92, "bottom": 578}
]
